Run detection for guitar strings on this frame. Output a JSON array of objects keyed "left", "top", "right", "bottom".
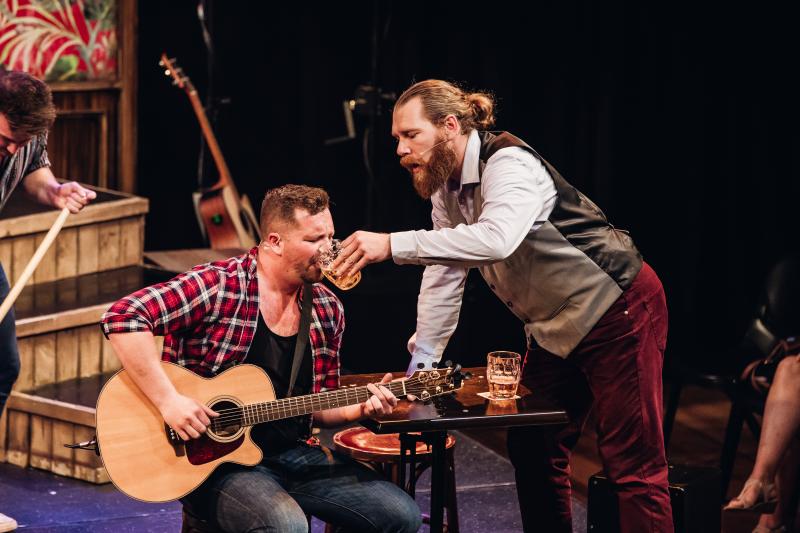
[
  {"left": 206, "top": 379, "right": 443, "bottom": 427},
  {"left": 207, "top": 381, "right": 425, "bottom": 426}
]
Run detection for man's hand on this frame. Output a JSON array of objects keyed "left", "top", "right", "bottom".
[
  {"left": 333, "top": 231, "right": 391, "bottom": 278},
  {"left": 159, "top": 393, "right": 219, "bottom": 441},
  {"left": 360, "top": 372, "right": 398, "bottom": 418},
  {"left": 51, "top": 181, "right": 97, "bottom": 213}
]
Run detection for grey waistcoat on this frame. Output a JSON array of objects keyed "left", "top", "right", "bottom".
[{"left": 442, "top": 131, "right": 642, "bottom": 357}]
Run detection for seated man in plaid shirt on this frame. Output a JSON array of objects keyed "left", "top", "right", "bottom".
[{"left": 101, "top": 184, "right": 421, "bottom": 533}]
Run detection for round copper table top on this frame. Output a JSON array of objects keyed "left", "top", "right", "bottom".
[{"left": 333, "top": 426, "right": 456, "bottom": 462}]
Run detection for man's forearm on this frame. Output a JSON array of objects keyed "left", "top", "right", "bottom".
[
  {"left": 21, "top": 167, "right": 59, "bottom": 206},
  {"left": 108, "top": 331, "right": 178, "bottom": 411}
]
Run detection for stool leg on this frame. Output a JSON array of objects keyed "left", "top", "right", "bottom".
[{"left": 445, "top": 445, "right": 459, "bottom": 533}]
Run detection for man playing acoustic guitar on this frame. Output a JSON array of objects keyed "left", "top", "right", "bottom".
[{"left": 101, "top": 185, "right": 421, "bottom": 533}]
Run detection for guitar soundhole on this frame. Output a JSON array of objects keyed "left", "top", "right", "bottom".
[{"left": 208, "top": 399, "right": 242, "bottom": 440}]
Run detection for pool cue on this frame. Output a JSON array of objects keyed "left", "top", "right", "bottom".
[{"left": 0, "top": 207, "right": 71, "bottom": 323}]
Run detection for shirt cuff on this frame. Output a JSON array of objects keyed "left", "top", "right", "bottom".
[
  {"left": 406, "top": 353, "right": 441, "bottom": 376},
  {"left": 390, "top": 231, "right": 420, "bottom": 265}
]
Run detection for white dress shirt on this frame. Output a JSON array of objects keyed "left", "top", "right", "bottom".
[{"left": 390, "top": 130, "right": 557, "bottom": 374}]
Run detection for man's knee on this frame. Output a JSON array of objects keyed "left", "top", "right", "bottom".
[
  {"left": 389, "top": 495, "right": 422, "bottom": 533},
  {"left": 216, "top": 487, "right": 308, "bottom": 533}
]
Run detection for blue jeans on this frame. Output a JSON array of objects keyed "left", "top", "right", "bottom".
[
  {"left": 0, "top": 264, "right": 20, "bottom": 417},
  {"left": 182, "top": 442, "right": 422, "bottom": 533}
]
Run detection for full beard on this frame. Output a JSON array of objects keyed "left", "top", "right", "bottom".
[{"left": 401, "top": 139, "right": 458, "bottom": 200}]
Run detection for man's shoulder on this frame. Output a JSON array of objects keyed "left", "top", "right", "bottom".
[
  {"left": 310, "top": 282, "right": 345, "bottom": 321},
  {"left": 192, "top": 248, "right": 257, "bottom": 279}
]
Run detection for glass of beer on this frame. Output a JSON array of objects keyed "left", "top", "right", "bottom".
[
  {"left": 486, "top": 351, "right": 521, "bottom": 400},
  {"left": 319, "top": 239, "right": 361, "bottom": 290}
]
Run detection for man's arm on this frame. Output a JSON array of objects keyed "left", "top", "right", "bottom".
[
  {"left": 22, "top": 166, "right": 97, "bottom": 213},
  {"left": 336, "top": 147, "right": 554, "bottom": 274},
  {"left": 108, "top": 331, "right": 217, "bottom": 441}
]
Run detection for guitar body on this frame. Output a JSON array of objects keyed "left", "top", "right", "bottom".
[{"left": 96, "top": 363, "right": 275, "bottom": 502}]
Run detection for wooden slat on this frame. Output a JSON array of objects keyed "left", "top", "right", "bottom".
[
  {"left": 33, "top": 231, "right": 58, "bottom": 284},
  {"left": 14, "top": 337, "right": 34, "bottom": 391},
  {"left": 6, "top": 410, "right": 30, "bottom": 467},
  {"left": 0, "top": 196, "right": 148, "bottom": 238},
  {"left": 77, "top": 224, "right": 99, "bottom": 275},
  {"left": 120, "top": 216, "right": 142, "bottom": 266},
  {"left": 79, "top": 325, "right": 102, "bottom": 378},
  {"left": 73, "top": 424, "right": 108, "bottom": 483},
  {"left": 7, "top": 391, "right": 95, "bottom": 427},
  {"left": 98, "top": 220, "right": 121, "bottom": 270},
  {"left": 34, "top": 334, "right": 56, "bottom": 387},
  {"left": 51, "top": 420, "right": 74, "bottom": 477},
  {"left": 0, "top": 239, "right": 12, "bottom": 278},
  {"left": 16, "top": 304, "right": 106, "bottom": 338},
  {"left": 55, "top": 226, "right": 78, "bottom": 279},
  {"left": 101, "top": 336, "right": 121, "bottom": 373},
  {"left": 11, "top": 235, "right": 35, "bottom": 286},
  {"left": 29, "top": 414, "right": 53, "bottom": 471},
  {"left": 0, "top": 408, "right": 7, "bottom": 462},
  {"left": 56, "top": 329, "right": 79, "bottom": 382}
]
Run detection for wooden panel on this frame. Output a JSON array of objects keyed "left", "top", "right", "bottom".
[
  {"left": 77, "top": 224, "right": 99, "bottom": 275},
  {"left": 73, "top": 424, "right": 108, "bottom": 483},
  {"left": 33, "top": 334, "right": 56, "bottom": 387},
  {"left": 14, "top": 338, "right": 35, "bottom": 391},
  {"left": 101, "top": 335, "right": 121, "bottom": 373},
  {"left": 29, "top": 414, "right": 53, "bottom": 471},
  {"left": 118, "top": 0, "right": 138, "bottom": 194},
  {"left": 33, "top": 231, "right": 58, "bottom": 284},
  {"left": 6, "top": 410, "right": 30, "bottom": 467},
  {"left": 0, "top": 239, "right": 12, "bottom": 278},
  {"left": 0, "top": 408, "right": 7, "bottom": 462},
  {"left": 55, "top": 226, "right": 79, "bottom": 279},
  {"left": 56, "top": 329, "right": 80, "bottom": 382},
  {"left": 78, "top": 325, "right": 102, "bottom": 378},
  {"left": 7, "top": 391, "right": 95, "bottom": 427},
  {"left": 120, "top": 216, "right": 142, "bottom": 266},
  {"left": 11, "top": 235, "right": 35, "bottom": 286},
  {"left": 51, "top": 420, "right": 75, "bottom": 477},
  {"left": 97, "top": 220, "right": 121, "bottom": 270}
]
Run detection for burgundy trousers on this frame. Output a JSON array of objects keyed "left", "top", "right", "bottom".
[{"left": 507, "top": 262, "right": 673, "bottom": 532}]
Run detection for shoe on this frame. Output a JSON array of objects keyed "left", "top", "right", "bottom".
[
  {"left": 724, "top": 478, "right": 778, "bottom": 514},
  {"left": 0, "top": 512, "right": 17, "bottom": 532}
]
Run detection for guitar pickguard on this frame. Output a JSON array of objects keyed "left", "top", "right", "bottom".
[{"left": 185, "top": 433, "right": 245, "bottom": 466}]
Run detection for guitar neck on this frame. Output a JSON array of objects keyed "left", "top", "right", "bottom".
[
  {"left": 230, "top": 381, "right": 408, "bottom": 427},
  {"left": 185, "top": 89, "right": 237, "bottom": 193}
]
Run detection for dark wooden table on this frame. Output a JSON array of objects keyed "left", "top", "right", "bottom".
[{"left": 340, "top": 367, "right": 568, "bottom": 533}]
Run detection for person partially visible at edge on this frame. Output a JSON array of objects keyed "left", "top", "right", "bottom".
[
  {"left": 332, "top": 79, "right": 673, "bottom": 532},
  {"left": 101, "top": 185, "right": 422, "bottom": 533},
  {"left": 0, "top": 68, "right": 97, "bottom": 533}
]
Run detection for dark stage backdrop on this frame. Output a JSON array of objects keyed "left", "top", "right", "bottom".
[{"left": 137, "top": 2, "right": 800, "bottom": 374}]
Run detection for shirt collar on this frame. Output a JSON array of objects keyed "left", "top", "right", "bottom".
[{"left": 447, "top": 129, "right": 481, "bottom": 193}]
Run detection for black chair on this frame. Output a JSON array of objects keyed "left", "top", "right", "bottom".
[{"left": 663, "top": 256, "right": 800, "bottom": 497}]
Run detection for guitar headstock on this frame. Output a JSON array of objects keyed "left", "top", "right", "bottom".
[
  {"left": 404, "top": 362, "right": 468, "bottom": 401},
  {"left": 159, "top": 53, "right": 195, "bottom": 94}
]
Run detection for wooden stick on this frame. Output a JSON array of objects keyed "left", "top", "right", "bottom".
[{"left": 0, "top": 207, "right": 70, "bottom": 323}]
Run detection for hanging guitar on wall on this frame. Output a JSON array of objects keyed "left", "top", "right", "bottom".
[{"left": 159, "top": 53, "right": 260, "bottom": 250}]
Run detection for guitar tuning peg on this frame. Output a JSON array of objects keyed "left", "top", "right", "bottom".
[
  {"left": 452, "top": 364, "right": 462, "bottom": 373},
  {"left": 164, "top": 69, "right": 171, "bottom": 76},
  {"left": 443, "top": 360, "right": 453, "bottom": 368},
  {"left": 158, "top": 59, "right": 164, "bottom": 67},
  {"left": 417, "top": 362, "right": 425, "bottom": 369},
  {"left": 431, "top": 361, "right": 438, "bottom": 368},
  {"left": 464, "top": 371, "right": 473, "bottom": 380}
]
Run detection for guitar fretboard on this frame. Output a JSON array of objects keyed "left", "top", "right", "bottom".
[{"left": 212, "top": 380, "right": 410, "bottom": 430}]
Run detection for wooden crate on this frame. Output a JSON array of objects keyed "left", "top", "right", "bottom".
[{"left": 0, "top": 186, "right": 147, "bottom": 286}]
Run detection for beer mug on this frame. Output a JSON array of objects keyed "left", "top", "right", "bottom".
[
  {"left": 486, "top": 351, "right": 521, "bottom": 400},
  {"left": 319, "top": 239, "right": 361, "bottom": 290}
]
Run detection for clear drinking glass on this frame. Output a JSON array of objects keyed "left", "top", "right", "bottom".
[
  {"left": 486, "top": 351, "right": 522, "bottom": 400},
  {"left": 318, "top": 239, "right": 361, "bottom": 290}
]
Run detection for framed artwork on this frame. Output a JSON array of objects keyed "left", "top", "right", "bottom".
[{"left": 0, "top": 0, "right": 117, "bottom": 81}]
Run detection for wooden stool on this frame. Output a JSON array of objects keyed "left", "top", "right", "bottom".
[{"left": 333, "top": 427, "right": 459, "bottom": 532}]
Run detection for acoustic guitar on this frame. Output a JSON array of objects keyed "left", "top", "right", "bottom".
[
  {"left": 95, "top": 362, "right": 464, "bottom": 502},
  {"left": 159, "top": 54, "right": 260, "bottom": 249}
]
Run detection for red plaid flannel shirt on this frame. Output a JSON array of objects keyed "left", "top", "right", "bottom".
[{"left": 101, "top": 248, "right": 343, "bottom": 393}]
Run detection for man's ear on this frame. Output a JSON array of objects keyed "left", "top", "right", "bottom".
[
  {"left": 443, "top": 114, "right": 461, "bottom": 139},
  {"left": 263, "top": 232, "right": 283, "bottom": 255}
]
